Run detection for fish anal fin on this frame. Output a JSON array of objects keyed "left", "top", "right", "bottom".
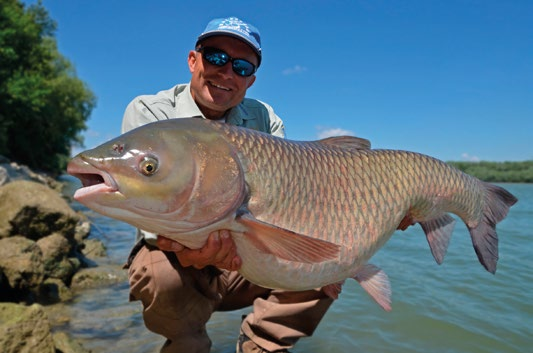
[
  {"left": 420, "top": 214, "right": 456, "bottom": 264},
  {"left": 354, "top": 264, "right": 392, "bottom": 311},
  {"left": 237, "top": 213, "right": 340, "bottom": 264}
]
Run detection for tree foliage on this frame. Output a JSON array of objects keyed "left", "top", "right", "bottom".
[
  {"left": 0, "top": 0, "right": 95, "bottom": 175},
  {"left": 448, "top": 160, "right": 533, "bottom": 183}
]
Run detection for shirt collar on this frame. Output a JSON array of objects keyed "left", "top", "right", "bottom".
[
  {"left": 174, "top": 84, "right": 207, "bottom": 118},
  {"left": 178, "top": 83, "right": 255, "bottom": 126}
]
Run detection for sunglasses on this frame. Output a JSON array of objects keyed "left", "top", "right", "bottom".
[{"left": 196, "top": 46, "right": 257, "bottom": 77}]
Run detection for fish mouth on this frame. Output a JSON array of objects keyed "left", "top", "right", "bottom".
[{"left": 67, "top": 158, "right": 119, "bottom": 200}]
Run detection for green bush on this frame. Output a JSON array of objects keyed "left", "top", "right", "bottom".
[
  {"left": 447, "top": 161, "right": 533, "bottom": 183},
  {"left": 0, "top": 0, "right": 95, "bottom": 175}
]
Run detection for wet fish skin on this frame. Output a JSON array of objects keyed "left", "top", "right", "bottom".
[{"left": 67, "top": 118, "right": 517, "bottom": 311}]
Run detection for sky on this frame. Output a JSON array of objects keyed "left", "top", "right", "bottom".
[{"left": 27, "top": 0, "right": 532, "bottom": 161}]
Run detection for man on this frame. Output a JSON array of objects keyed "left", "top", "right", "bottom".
[{"left": 123, "top": 17, "right": 335, "bottom": 353}]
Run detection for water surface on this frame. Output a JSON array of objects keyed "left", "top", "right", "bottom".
[{"left": 60, "top": 180, "right": 532, "bottom": 353}]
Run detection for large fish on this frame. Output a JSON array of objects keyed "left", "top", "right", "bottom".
[{"left": 67, "top": 118, "right": 517, "bottom": 311}]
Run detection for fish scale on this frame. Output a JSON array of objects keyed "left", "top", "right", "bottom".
[
  {"left": 217, "top": 123, "right": 497, "bottom": 266},
  {"left": 67, "top": 118, "right": 517, "bottom": 310}
]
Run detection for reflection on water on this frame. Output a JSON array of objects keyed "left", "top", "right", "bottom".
[{"left": 60, "top": 179, "right": 532, "bottom": 353}]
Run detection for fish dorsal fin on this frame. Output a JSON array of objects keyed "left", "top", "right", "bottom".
[
  {"left": 318, "top": 136, "right": 371, "bottom": 150},
  {"left": 237, "top": 212, "right": 340, "bottom": 264}
]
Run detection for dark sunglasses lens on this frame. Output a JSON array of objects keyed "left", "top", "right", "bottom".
[
  {"left": 204, "top": 50, "right": 229, "bottom": 66},
  {"left": 233, "top": 60, "right": 255, "bottom": 76},
  {"left": 200, "top": 47, "right": 255, "bottom": 77}
]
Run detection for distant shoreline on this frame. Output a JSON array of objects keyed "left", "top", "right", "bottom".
[{"left": 447, "top": 160, "right": 533, "bottom": 183}]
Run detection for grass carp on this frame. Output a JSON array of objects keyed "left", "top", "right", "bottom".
[{"left": 67, "top": 118, "right": 517, "bottom": 310}]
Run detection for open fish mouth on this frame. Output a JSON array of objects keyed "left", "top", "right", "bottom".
[{"left": 67, "top": 158, "right": 118, "bottom": 199}]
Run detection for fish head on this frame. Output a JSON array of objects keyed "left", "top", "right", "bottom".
[{"left": 67, "top": 119, "right": 245, "bottom": 235}]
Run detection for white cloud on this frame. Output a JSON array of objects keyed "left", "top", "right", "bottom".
[
  {"left": 461, "top": 153, "right": 480, "bottom": 162},
  {"left": 282, "top": 65, "right": 308, "bottom": 75},
  {"left": 85, "top": 129, "right": 101, "bottom": 138},
  {"left": 316, "top": 127, "right": 355, "bottom": 139}
]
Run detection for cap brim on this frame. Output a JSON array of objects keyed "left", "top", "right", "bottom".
[{"left": 197, "top": 31, "right": 261, "bottom": 66}]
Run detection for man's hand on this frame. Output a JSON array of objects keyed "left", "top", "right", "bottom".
[{"left": 157, "top": 230, "right": 242, "bottom": 271}]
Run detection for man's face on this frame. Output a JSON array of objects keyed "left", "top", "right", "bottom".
[{"left": 188, "top": 36, "right": 258, "bottom": 119}]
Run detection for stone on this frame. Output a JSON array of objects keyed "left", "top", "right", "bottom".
[
  {"left": 0, "top": 157, "right": 60, "bottom": 190},
  {"left": 37, "top": 233, "right": 81, "bottom": 283},
  {"left": 74, "top": 220, "right": 91, "bottom": 242},
  {"left": 81, "top": 238, "right": 108, "bottom": 260},
  {"left": 0, "top": 166, "right": 8, "bottom": 186},
  {"left": 70, "top": 265, "right": 127, "bottom": 290},
  {"left": 0, "top": 180, "right": 80, "bottom": 240},
  {"left": 52, "top": 331, "right": 92, "bottom": 353},
  {"left": 41, "top": 278, "right": 74, "bottom": 304},
  {"left": 0, "top": 236, "right": 44, "bottom": 302},
  {"left": 0, "top": 303, "right": 55, "bottom": 353}
]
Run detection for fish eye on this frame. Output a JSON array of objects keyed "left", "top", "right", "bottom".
[{"left": 139, "top": 156, "right": 158, "bottom": 176}]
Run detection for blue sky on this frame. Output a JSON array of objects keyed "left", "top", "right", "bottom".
[{"left": 33, "top": 0, "right": 532, "bottom": 161}]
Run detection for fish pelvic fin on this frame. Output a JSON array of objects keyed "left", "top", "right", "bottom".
[
  {"left": 420, "top": 214, "right": 456, "bottom": 265},
  {"left": 354, "top": 264, "right": 392, "bottom": 311},
  {"left": 468, "top": 182, "right": 518, "bottom": 274},
  {"left": 237, "top": 213, "right": 340, "bottom": 263},
  {"left": 322, "top": 281, "right": 345, "bottom": 300}
]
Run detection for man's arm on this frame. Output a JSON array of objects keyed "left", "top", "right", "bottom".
[{"left": 122, "top": 98, "right": 162, "bottom": 133}]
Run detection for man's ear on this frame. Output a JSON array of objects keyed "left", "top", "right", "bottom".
[
  {"left": 247, "top": 75, "right": 256, "bottom": 89},
  {"left": 188, "top": 51, "right": 197, "bottom": 73}
]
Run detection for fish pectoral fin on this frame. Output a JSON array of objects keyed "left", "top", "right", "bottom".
[
  {"left": 237, "top": 213, "right": 340, "bottom": 264},
  {"left": 354, "top": 264, "right": 392, "bottom": 311},
  {"left": 420, "top": 214, "right": 456, "bottom": 265}
]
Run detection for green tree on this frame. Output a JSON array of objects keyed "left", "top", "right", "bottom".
[{"left": 0, "top": 0, "right": 95, "bottom": 175}]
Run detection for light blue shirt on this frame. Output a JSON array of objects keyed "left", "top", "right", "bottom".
[{"left": 122, "top": 83, "right": 285, "bottom": 137}]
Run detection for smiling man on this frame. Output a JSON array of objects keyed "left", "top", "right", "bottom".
[{"left": 122, "top": 17, "right": 335, "bottom": 353}]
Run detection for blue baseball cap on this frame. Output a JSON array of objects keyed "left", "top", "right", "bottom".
[{"left": 197, "top": 17, "right": 262, "bottom": 67}]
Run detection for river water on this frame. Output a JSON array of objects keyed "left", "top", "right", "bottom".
[{"left": 59, "top": 178, "right": 532, "bottom": 353}]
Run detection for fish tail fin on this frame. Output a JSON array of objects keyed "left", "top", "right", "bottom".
[
  {"left": 354, "top": 264, "right": 392, "bottom": 311},
  {"left": 420, "top": 214, "right": 456, "bottom": 264},
  {"left": 468, "top": 182, "right": 518, "bottom": 274}
]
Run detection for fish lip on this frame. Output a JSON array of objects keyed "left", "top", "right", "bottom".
[{"left": 67, "top": 157, "right": 119, "bottom": 199}]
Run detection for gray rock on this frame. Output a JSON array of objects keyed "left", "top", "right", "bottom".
[{"left": 0, "top": 158, "right": 60, "bottom": 190}]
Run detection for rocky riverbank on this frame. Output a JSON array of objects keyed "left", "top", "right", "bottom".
[{"left": 0, "top": 156, "right": 127, "bottom": 353}]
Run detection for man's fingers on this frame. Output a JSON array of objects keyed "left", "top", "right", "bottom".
[
  {"left": 179, "top": 232, "right": 223, "bottom": 268},
  {"left": 157, "top": 236, "right": 185, "bottom": 252},
  {"left": 158, "top": 230, "right": 242, "bottom": 271}
]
